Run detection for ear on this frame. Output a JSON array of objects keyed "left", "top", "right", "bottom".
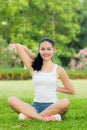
[{"left": 53, "top": 48, "right": 56, "bottom": 53}]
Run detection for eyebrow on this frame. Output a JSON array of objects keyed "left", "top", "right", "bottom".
[{"left": 40, "top": 47, "right": 52, "bottom": 49}]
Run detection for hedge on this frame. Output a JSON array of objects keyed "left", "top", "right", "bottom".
[
  {"left": 66, "top": 69, "right": 87, "bottom": 79},
  {"left": 0, "top": 68, "right": 31, "bottom": 80},
  {"left": 0, "top": 68, "right": 87, "bottom": 80}
]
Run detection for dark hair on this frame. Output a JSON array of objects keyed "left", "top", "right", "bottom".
[
  {"left": 32, "top": 38, "right": 54, "bottom": 71},
  {"left": 40, "top": 37, "right": 54, "bottom": 47}
]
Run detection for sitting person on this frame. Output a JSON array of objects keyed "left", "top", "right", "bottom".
[{"left": 8, "top": 38, "right": 75, "bottom": 121}]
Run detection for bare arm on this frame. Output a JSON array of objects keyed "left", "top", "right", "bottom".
[
  {"left": 56, "top": 66, "right": 75, "bottom": 95},
  {"left": 15, "top": 43, "right": 35, "bottom": 76},
  {"left": 23, "top": 46, "right": 35, "bottom": 60}
]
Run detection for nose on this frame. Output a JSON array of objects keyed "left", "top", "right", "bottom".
[{"left": 44, "top": 50, "right": 49, "bottom": 54}]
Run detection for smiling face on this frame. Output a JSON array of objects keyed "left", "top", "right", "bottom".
[{"left": 39, "top": 41, "right": 55, "bottom": 61}]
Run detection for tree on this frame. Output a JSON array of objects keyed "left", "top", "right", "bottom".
[
  {"left": 79, "top": 0, "right": 87, "bottom": 49},
  {"left": 0, "top": 0, "right": 80, "bottom": 66}
]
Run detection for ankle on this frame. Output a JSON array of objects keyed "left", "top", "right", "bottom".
[
  {"left": 43, "top": 114, "right": 61, "bottom": 121},
  {"left": 19, "top": 113, "right": 27, "bottom": 120}
]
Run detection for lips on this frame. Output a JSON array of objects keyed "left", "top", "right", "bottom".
[{"left": 43, "top": 54, "right": 49, "bottom": 58}]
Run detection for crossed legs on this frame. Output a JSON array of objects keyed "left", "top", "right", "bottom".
[
  {"left": 8, "top": 96, "right": 70, "bottom": 121},
  {"left": 8, "top": 96, "right": 42, "bottom": 120},
  {"left": 39, "top": 99, "right": 70, "bottom": 119}
]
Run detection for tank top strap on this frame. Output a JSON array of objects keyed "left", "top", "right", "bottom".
[
  {"left": 51, "top": 64, "right": 58, "bottom": 75},
  {"left": 53, "top": 64, "right": 58, "bottom": 70}
]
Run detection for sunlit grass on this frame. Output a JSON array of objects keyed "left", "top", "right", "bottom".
[
  {"left": 0, "top": 79, "right": 87, "bottom": 99},
  {"left": 0, "top": 79, "right": 87, "bottom": 130}
]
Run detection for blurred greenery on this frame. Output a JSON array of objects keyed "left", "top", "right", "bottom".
[{"left": 0, "top": 0, "right": 87, "bottom": 67}]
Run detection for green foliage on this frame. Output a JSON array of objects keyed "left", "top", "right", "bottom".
[
  {"left": 78, "top": 0, "right": 87, "bottom": 49},
  {"left": 0, "top": 0, "right": 80, "bottom": 60},
  {"left": 0, "top": 68, "right": 31, "bottom": 80},
  {"left": 52, "top": 53, "right": 62, "bottom": 65},
  {"left": 71, "top": 0, "right": 87, "bottom": 53},
  {"left": 66, "top": 69, "right": 87, "bottom": 79}
]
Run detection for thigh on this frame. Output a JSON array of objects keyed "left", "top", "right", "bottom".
[
  {"left": 8, "top": 96, "right": 37, "bottom": 114},
  {"left": 39, "top": 98, "right": 70, "bottom": 117}
]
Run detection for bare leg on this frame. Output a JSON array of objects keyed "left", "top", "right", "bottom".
[
  {"left": 8, "top": 96, "right": 43, "bottom": 120},
  {"left": 39, "top": 98, "right": 70, "bottom": 119}
]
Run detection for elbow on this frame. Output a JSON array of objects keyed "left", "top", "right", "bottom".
[
  {"left": 15, "top": 44, "right": 20, "bottom": 53},
  {"left": 16, "top": 43, "right": 21, "bottom": 48},
  {"left": 15, "top": 43, "right": 22, "bottom": 51},
  {"left": 69, "top": 83, "right": 75, "bottom": 95},
  {"left": 70, "top": 89, "right": 75, "bottom": 95}
]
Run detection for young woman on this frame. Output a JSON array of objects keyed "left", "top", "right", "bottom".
[{"left": 8, "top": 38, "right": 75, "bottom": 121}]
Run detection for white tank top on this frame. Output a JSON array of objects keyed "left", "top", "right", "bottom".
[{"left": 32, "top": 64, "right": 59, "bottom": 103}]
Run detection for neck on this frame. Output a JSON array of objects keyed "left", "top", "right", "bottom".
[
  {"left": 41, "top": 60, "right": 54, "bottom": 72},
  {"left": 43, "top": 60, "right": 53, "bottom": 66}
]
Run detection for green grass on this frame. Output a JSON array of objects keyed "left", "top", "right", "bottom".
[{"left": 0, "top": 80, "right": 87, "bottom": 130}]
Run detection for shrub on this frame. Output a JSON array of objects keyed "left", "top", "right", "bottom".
[
  {"left": 66, "top": 69, "right": 87, "bottom": 79},
  {"left": 0, "top": 68, "right": 87, "bottom": 80},
  {"left": 69, "top": 48, "right": 87, "bottom": 70},
  {"left": 0, "top": 41, "right": 23, "bottom": 68},
  {"left": 0, "top": 68, "right": 31, "bottom": 80},
  {"left": 8, "top": 43, "right": 23, "bottom": 67}
]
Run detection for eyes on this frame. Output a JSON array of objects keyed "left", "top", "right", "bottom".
[
  {"left": 39, "top": 42, "right": 54, "bottom": 51},
  {"left": 40, "top": 47, "right": 53, "bottom": 51}
]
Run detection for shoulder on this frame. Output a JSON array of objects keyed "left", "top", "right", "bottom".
[
  {"left": 55, "top": 64, "right": 64, "bottom": 72},
  {"left": 56, "top": 65, "right": 67, "bottom": 78}
]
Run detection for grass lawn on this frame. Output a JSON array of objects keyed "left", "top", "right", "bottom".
[{"left": 0, "top": 79, "right": 87, "bottom": 130}]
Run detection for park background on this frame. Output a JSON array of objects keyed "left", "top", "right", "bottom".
[{"left": 0, "top": 0, "right": 87, "bottom": 129}]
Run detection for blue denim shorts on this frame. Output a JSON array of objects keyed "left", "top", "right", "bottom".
[{"left": 32, "top": 102, "right": 53, "bottom": 113}]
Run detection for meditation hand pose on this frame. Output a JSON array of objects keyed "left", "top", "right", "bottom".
[{"left": 8, "top": 38, "right": 75, "bottom": 121}]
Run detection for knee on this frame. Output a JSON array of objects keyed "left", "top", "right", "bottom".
[
  {"left": 8, "top": 96, "right": 16, "bottom": 106},
  {"left": 62, "top": 98, "right": 70, "bottom": 109}
]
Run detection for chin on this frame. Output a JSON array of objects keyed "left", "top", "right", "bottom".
[{"left": 43, "top": 58, "right": 51, "bottom": 61}]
